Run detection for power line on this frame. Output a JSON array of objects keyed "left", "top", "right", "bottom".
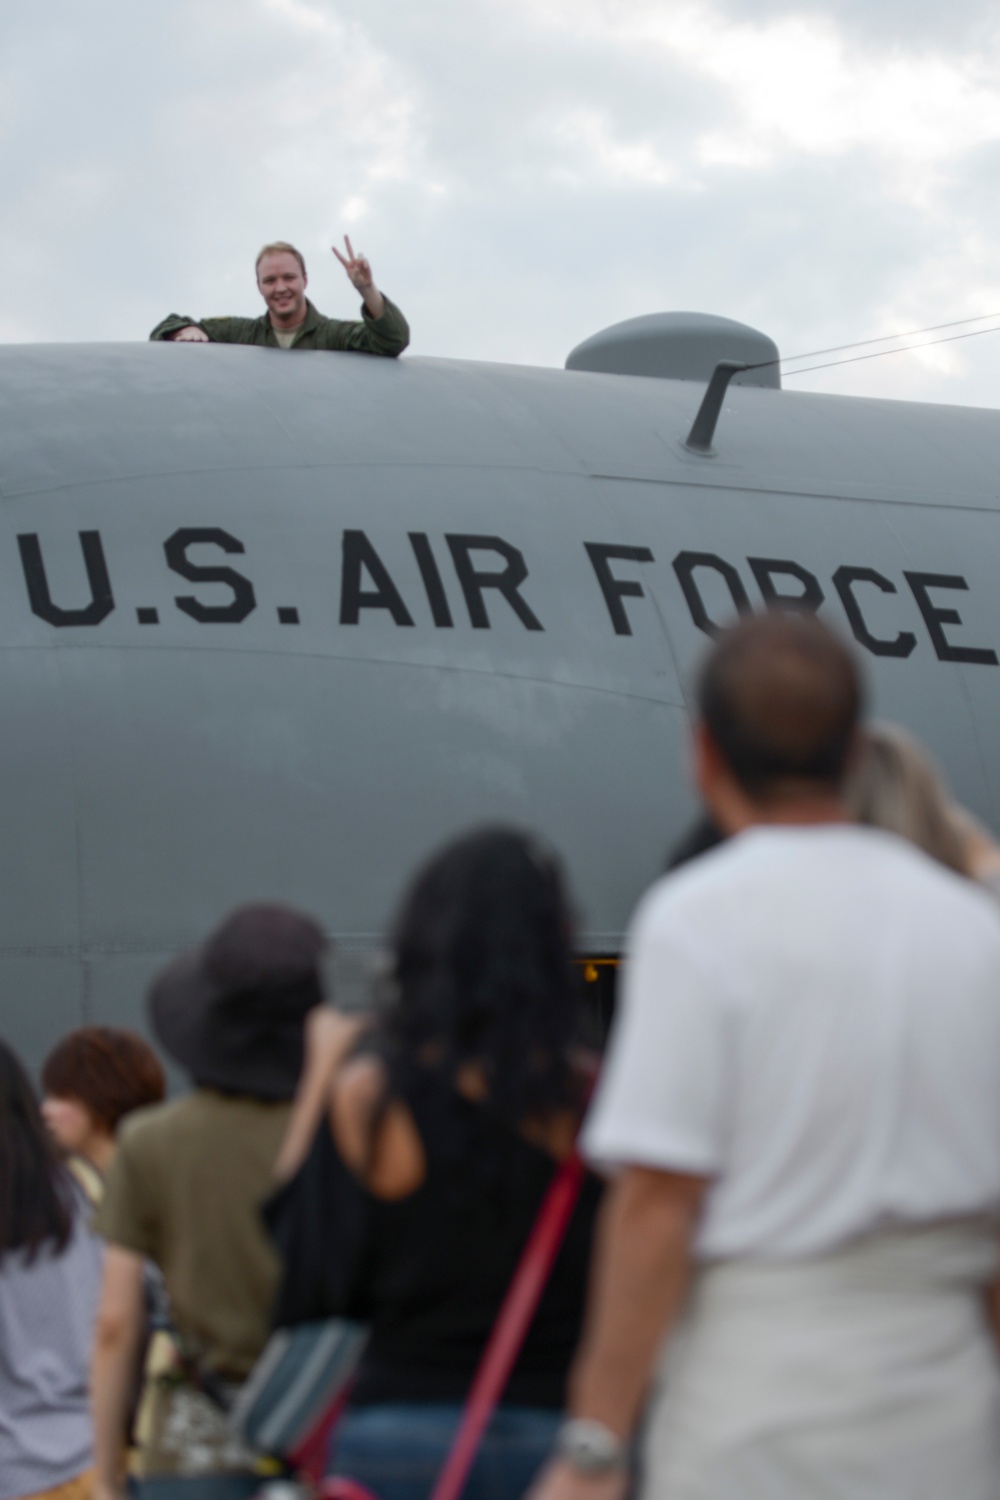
[
  {"left": 778, "top": 321, "right": 1000, "bottom": 378},
  {"left": 777, "top": 310, "right": 1000, "bottom": 368}
]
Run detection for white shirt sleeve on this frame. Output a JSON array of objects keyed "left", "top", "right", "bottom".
[{"left": 582, "top": 884, "right": 730, "bottom": 1177}]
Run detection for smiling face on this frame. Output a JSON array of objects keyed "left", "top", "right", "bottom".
[{"left": 256, "top": 250, "right": 308, "bottom": 329}]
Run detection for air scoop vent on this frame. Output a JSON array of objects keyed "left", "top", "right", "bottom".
[{"left": 565, "top": 311, "right": 780, "bottom": 389}]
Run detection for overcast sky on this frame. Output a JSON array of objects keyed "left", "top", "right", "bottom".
[{"left": 5, "top": 0, "right": 1000, "bottom": 405}]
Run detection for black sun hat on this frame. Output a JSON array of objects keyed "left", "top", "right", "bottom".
[{"left": 150, "top": 904, "right": 328, "bottom": 1100}]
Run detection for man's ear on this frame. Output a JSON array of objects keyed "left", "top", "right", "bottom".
[
  {"left": 691, "top": 720, "right": 719, "bottom": 805},
  {"left": 692, "top": 722, "right": 746, "bottom": 835},
  {"left": 839, "top": 727, "right": 864, "bottom": 784}
]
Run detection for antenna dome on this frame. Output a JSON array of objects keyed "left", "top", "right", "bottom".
[{"left": 566, "top": 311, "right": 780, "bottom": 388}]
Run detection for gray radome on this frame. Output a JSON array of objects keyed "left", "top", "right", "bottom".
[{"left": 565, "top": 311, "right": 781, "bottom": 388}]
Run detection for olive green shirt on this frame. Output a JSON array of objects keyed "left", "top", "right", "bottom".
[
  {"left": 94, "top": 1090, "right": 291, "bottom": 1376},
  {"left": 149, "top": 296, "right": 409, "bottom": 357}
]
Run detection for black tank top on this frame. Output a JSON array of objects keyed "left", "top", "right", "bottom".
[{"left": 267, "top": 1065, "right": 602, "bottom": 1408}]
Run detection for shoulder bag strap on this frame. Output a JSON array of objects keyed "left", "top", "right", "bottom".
[{"left": 429, "top": 1150, "right": 587, "bottom": 1500}]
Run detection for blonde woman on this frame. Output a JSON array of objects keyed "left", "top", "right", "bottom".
[{"left": 846, "top": 719, "right": 1000, "bottom": 885}]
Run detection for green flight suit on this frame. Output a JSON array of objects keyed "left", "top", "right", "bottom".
[{"left": 149, "top": 296, "right": 409, "bottom": 357}]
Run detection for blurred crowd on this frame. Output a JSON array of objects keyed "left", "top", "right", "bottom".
[{"left": 6, "top": 613, "right": 1000, "bottom": 1500}]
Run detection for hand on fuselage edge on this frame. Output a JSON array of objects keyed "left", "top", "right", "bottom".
[{"left": 169, "top": 325, "right": 210, "bottom": 342}]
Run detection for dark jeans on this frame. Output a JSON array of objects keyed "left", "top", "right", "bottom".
[
  {"left": 330, "top": 1403, "right": 561, "bottom": 1500},
  {"left": 133, "top": 1479, "right": 261, "bottom": 1500}
]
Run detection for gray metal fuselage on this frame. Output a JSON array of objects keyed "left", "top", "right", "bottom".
[{"left": 2, "top": 341, "right": 999, "bottom": 1065}]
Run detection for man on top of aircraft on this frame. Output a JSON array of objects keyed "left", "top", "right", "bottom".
[{"left": 149, "top": 237, "right": 409, "bottom": 356}]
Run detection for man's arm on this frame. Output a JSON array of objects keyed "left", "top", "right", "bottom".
[
  {"left": 149, "top": 314, "right": 260, "bottom": 343},
  {"left": 330, "top": 237, "right": 409, "bottom": 356},
  {"left": 91, "top": 1245, "right": 146, "bottom": 1500},
  {"left": 530, "top": 1165, "right": 707, "bottom": 1500},
  {"left": 149, "top": 314, "right": 209, "bottom": 342},
  {"left": 323, "top": 295, "right": 410, "bottom": 357}
]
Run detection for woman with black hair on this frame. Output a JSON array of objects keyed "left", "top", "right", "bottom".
[
  {"left": 0, "top": 1037, "right": 104, "bottom": 1500},
  {"left": 269, "top": 827, "right": 603, "bottom": 1500}
]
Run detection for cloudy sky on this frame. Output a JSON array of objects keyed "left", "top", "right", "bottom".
[{"left": 5, "top": 0, "right": 1000, "bottom": 405}]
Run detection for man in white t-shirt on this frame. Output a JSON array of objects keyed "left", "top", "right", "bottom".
[{"left": 535, "top": 613, "right": 1000, "bottom": 1500}]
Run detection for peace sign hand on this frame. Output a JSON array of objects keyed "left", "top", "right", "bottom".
[{"left": 332, "top": 235, "right": 374, "bottom": 292}]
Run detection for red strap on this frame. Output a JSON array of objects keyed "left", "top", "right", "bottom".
[{"left": 428, "top": 1152, "right": 587, "bottom": 1500}]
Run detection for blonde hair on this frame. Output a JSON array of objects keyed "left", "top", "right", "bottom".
[
  {"left": 255, "top": 241, "right": 306, "bottom": 278},
  {"left": 844, "top": 722, "right": 968, "bottom": 875}
]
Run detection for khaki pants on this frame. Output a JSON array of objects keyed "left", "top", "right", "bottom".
[
  {"left": 643, "top": 1218, "right": 1000, "bottom": 1500},
  {"left": 18, "top": 1472, "right": 93, "bottom": 1500}
]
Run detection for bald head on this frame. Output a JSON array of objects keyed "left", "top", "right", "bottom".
[{"left": 697, "top": 613, "right": 864, "bottom": 802}]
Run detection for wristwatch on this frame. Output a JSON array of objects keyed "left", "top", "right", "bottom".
[{"left": 555, "top": 1418, "right": 628, "bottom": 1474}]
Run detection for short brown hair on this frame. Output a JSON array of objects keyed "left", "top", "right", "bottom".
[
  {"left": 255, "top": 241, "right": 307, "bottom": 277},
  {"left": 698, "top": 612, "right": 863, "bottom": 800},
  {"left": 42, "top": 1026, "right": 166, "bottom": 1134}
]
